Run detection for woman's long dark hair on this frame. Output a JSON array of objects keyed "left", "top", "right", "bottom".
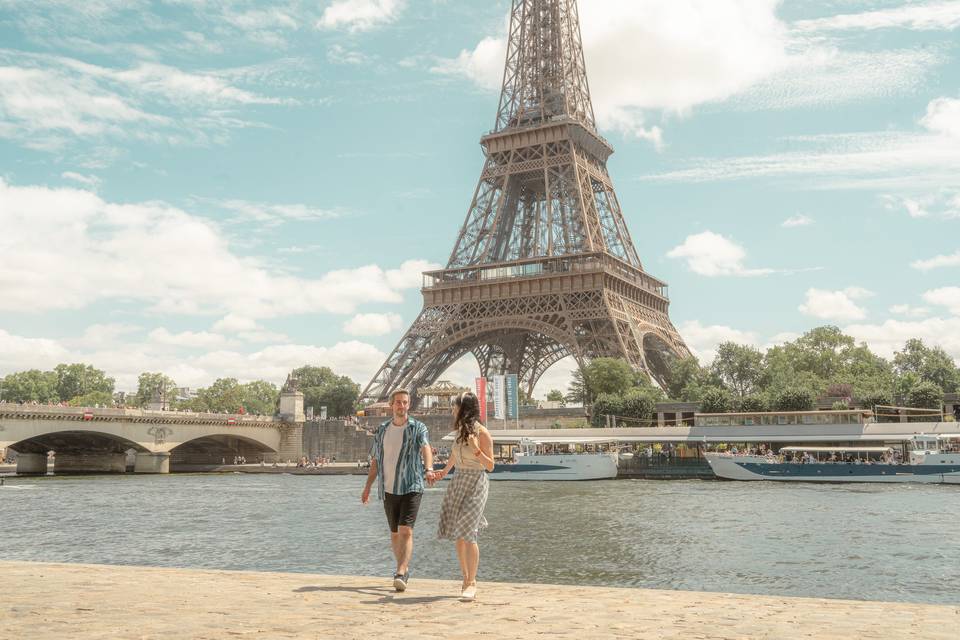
[{"left": 452, "top": 391, "right": 481, "bottom": 444}]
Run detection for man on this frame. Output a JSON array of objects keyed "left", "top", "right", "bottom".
[{"left": 361, "top": 389, "right": 435, "bottom": 592}]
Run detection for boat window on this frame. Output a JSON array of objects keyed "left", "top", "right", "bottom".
[{"left": 777, "top": 415, "right": 787, "bottom": 425}]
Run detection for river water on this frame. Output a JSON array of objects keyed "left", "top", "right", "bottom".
[{"left": 1, "top": 474, "right": 957, "bottom": 604}]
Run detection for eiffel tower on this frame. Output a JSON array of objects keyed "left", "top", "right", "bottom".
[{"left": 361, "top": 0, "right": 690, "bottom": 406}]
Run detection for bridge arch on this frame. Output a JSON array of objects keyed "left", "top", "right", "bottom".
[{"left": 169, "top": 433, "right": 278, "bottom": 469}]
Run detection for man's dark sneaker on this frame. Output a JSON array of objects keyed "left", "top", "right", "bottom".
[{"left": 393, "top": 572, "right": 409, "bottom": 592}]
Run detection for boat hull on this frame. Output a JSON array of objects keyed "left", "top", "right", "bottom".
[{"left": 705, "top": 454, "right": 960, "bottom": 484}]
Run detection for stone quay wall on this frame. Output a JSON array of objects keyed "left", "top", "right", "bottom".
[{"left": 303, "top": 408, "right": 595, "bottom": 464}]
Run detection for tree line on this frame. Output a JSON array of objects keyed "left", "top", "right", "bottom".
[
  {"left": 0, "top": 364, "right": 360, "bottom": 418},
  {"left": 559, "top": 326, "right": 958, "bottom": 424}
]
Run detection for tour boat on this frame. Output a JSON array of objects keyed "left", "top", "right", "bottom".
[
  {"left": 440, "top": 436, "right": 619, "bottom": 481},
  {"left": 705, "top": 435, "right": 960, "bottom": 484}
]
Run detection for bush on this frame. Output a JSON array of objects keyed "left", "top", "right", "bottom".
[
  {"left": 699, "top": 387, "right": 734, "bottom": 413},
  {"left": 773, "top": 387, "right": 815, "bottom": 412},
  {"left": 831, "top": 400, "right": 850, "bottom": 410}
]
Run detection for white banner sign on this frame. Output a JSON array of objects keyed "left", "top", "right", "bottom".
[{"left": 492, "top": 374, "right": 506, "bottom": 421}]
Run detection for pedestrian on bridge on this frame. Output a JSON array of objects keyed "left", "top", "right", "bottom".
[{"left": 361, "top": 388, "right": 435, "bottom": 592}]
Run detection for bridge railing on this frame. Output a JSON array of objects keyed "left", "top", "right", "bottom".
[{"left": 0, "top": 402, "right": 281, "bottom": 426}]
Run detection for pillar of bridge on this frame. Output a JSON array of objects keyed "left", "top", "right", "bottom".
[
  {"left": 134, "top": 452, "right": 170, "bottom": 474},
  {"left": 16, "top": 453, "right": 48, "bottom": 475},
  {"left": 54, "top": 452, "right": 127, "bottom": 474}
]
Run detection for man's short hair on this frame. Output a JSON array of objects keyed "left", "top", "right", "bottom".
[{"left": 389, "top": 389, "right": 410, "bottom": 404}]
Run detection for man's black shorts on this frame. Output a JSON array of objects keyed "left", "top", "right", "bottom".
[{"left": 383, "top": 492, "right": 422, "bottom": 532}]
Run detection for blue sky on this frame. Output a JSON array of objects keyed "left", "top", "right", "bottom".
[{"left": 1, "top": 0, "right": 958, "bottom": 396}]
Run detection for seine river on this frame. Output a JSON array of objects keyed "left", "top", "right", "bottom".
[{"left": 2, "top": 474, "right": 958, "bottom": 604}]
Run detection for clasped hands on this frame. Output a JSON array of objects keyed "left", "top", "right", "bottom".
[{"left": 425, "top": 469, "right": 443, "bottom": 486}]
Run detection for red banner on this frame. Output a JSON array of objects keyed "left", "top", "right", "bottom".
[{"left": 475, "top": 377, "right": 487, "bottom": 420}]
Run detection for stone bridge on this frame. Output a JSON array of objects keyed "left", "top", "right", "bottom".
[{"left": 0, "top": 397, "right": 304, "bottom": 474}]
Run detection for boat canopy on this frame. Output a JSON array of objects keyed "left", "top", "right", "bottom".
[{"left": 779, "top": 446, "right": 893, "bottom": 453}]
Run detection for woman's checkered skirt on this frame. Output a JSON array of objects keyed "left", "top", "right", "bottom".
[{"left": 437, "top": 468, "right": 489, "bottom": 543}]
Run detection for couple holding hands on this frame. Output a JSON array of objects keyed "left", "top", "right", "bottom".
[{"left": 361, "top": 388, "right": 494, "bottom": 601}]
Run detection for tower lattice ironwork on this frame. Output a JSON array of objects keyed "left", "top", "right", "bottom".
[{"left": 361, "top": 0, "right": 690, "bottom": 406}]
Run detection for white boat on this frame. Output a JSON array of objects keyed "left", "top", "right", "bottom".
[
  {"left": 440, "top": 435, "right": 619, "bottom": 481},
  {"left": 705, "top": 435, "right": 960, "bottom": 484}
]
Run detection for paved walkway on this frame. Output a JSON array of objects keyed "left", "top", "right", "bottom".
[{"left": 1, "top": 561, "right": 955, "bottom": 639}]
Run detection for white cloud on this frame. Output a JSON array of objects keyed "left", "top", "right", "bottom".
[
  {"left": 0, "top": 325, "right": 387, "bottom": 392},
  {"left": 644, "top": 97, "right": 960, "bottom": 189},
  {"left": 0, "top": 52, "right": 291, "bottom": 151},
  {"left": 0, "top": 328, "right": 69, "bottom": 373},
  {"left": 793, "top": 2, "right": 960, "bottom": 32},
  {"left": 430, "top": 36, "right": 505, "bottom": 91},
  {"left": 206, "top": 198, "right": 347, "bottom": 227},
  {"left": 327, "top": 44, "right": 374, "bottom": 66},
  {"left": 148, "top": 328, "right": 228, "bottom": 349},
  {"left": 921, "top": 96, "right": 960, "bottom": 138},
  {"left": 431, "top": 1, "right": 946, "bottom": 139},
  {"left": 433, "top": 0, "right": 787, "bottom": 137},
  {"left": 71, "top": 323, "right": 141, "bottom": 348},
  {"left": 0, "top": 178, "right": 433, "bottom": 319},
  {"left": 798, "top": 287, "right": 872, "bottom": 321},
  {"left": 882, "top": 190, "right": 960, "bottom": 220},
  {"left": 912, "top": 251, "right": 960, "bottom": 271},
  {"left": 889, "top": 304, "right": 931, "bottom": 318},
  {"left": 212, "top": 314, "right": 259, "bottom": 333},
  {"left": 343, "top": 312, "right": 403, "bottom": 337},
  {"left": 923, "top": 287, "right": 960, "bottom": 315},
  {"left": 782, "top": 214, "right": 813, "bottom": 227},
  {"left": 845, "top": 317, "right": 960, "bottom": 362},
  {"left": 677, "top": 320, "right": 759, "bottom": 365},
  {"left": 61, "top": 171, "right": 101, "bottom": 188},
  {"left": 318, "top": 0, "right": 405, "bottom": 32},
  {"left": 667, "top": 231, "right": 773, "bottom": 277}
]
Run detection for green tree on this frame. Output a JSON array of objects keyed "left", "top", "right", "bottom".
[
  {"left": 1, "top": 369, "right": 58, "bottom": 403},
  {"left": 292, "top": 365, "right": 360, "bottom": 418},
  {"left": 192, "top": 378, "right": 245, "bottom": 413},
  {"left": 68, "top": 391, "right": 115, "bottom": 407},
  {"left": 736, "top": 394, "right": 768, "bottom": 412},
  {"left": 663, "top": 356, "right": 702, "bottom": 400},
  {"left": 565, "top": 367, "right": 589, "bottom": 405},
  {"left": 699, "top": 387, "right": 734, "bottom": 413},
  {"left": 773, "top": 387, "right": 815, "bottom": 412},
  {"left": 894, "top": 339, "right": 959, "bottom": 393},
  {"left": 240, "top": 380, "right": 280, "bottom": 416},
  {"left": 711, "top": 342, "right": 763, "bottom": 398},
  {"left": 546, "top": 389, "right": 566, "bottom": 405},
  {"left": 591, "top": 392, "right": 624, "bottom": 426},
  {"left": 906, "top": 381, "right": 943, "bottom": 410},
  {"left": 621, "top": 388, "right": 657, "bottom": 422},
  {"left": 135, "top": 372, "right": 178, "bottom": 408},
  {"left": 582, "top": 357, "right": 634, "bottom": 399},
  {"left": 53, "top": 363, "right": 114, "bottom": 402}
]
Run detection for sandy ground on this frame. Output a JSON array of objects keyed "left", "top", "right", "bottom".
[{"left": 0, "top": 561, "right": 956, "bottom": 639}]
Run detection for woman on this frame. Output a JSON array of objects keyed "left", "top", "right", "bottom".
[{"left": 436, "top": 391, "right": 495, "bottom": 601}]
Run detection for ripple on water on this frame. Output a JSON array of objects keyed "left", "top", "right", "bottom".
[{"left": 1, "top": 474, "right": 958, "bottom": 604}]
